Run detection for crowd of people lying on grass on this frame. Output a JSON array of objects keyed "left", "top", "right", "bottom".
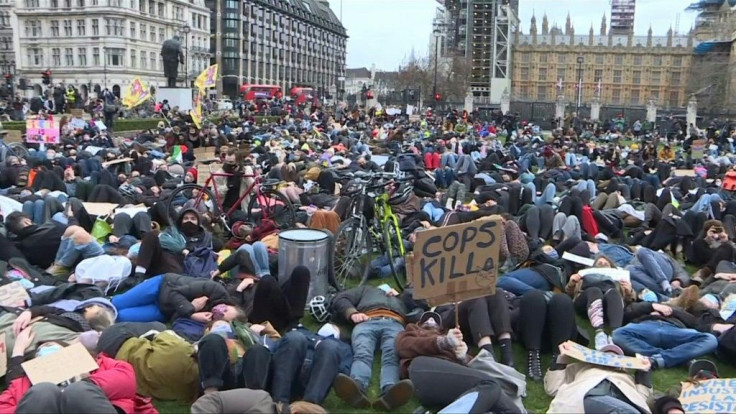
[{"left": 0, "top": 105, "right": 734, "bottom": 413}]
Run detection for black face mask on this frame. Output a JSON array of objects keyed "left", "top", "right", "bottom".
[
  {"left": 181, "top": 221, "right": 199, "bottom": 236},
  {"left": 222, "top": 163, "right": 237, "bottom": 173}
]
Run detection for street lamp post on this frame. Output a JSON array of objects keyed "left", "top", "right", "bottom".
[
  {"left": 576, "top": 54, "right": 584, "bottom": 116},
  {"left": 182, "top": 24, "right": 191, "bottom": 88},
  {"left": 9, "top": 60, "right": 15, "bottom": 97},
  {"left": 432, "top": 29, "right": 440, "bottom": 107},
  {"left": 103, "top": 46, "right": 107, "bottom": 90}
]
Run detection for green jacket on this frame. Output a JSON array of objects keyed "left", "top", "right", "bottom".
[{"left": 116, "top": 330, "right": 199, "bottom": 403}]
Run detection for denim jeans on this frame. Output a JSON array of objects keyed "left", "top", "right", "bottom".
[
  {"left": 370, "top": 255, "right": 404, "bottom": 279},
  {"left": 111, "top": 275, "right": 166, "bottom": 322},
  {"left": 573, "top": 179, "right": 596, "bottom": 200},
  {"left": 583, "top": 395, "right": 640, "bottom": 414},
  {"left": 236, "top": 242, "right": 271, "bottom": 278},
  {"left": 422, "top": 203, "right": 445, "bottom": 222},
  {"left": 612, "top": 320, "right": 718, "bottom": 368},
  {"left": 435, "top": 168, "right": 455, "bottom": 189},
  {"left": 23, "top": 200, "right": 46, "bottom": 225},
  {"left": 496, "top": 269, "right": 552, "bottom": 296},
  {"left": 350, "top": 318, "right": 403, "bottom": 392},
  {"left": 54, "top": 237, "right": 104, "bottom": 267}
]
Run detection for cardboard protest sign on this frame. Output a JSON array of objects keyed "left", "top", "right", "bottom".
[
  {"left": 562, "top": 251, "right": 594, "bottom": 267},
  {"left": 26, "top": 119, "right": 60, "bottom": 144},
  {"left": 559, "top": 341, "right": 650, "bottom": 370},
  {"left": 69, "top": 117, "right": 87, "bottom": 129},
  {"left": 101, "top": 157, "right": 133, "bottom": 167},
  {"left": 22, "top": 343, "right": 98, "bottom": 385},
  {"left": 4, "top": 130, "right": 21, "bottom": 143},
  {"left": 674, "top": 169, "right": 696, "bottom": 177},
  {"left": 0, "top": 282, "right": 30, "bottom": 307},
  {"left": 679, "top": 378, "right": 736, "bottom": 413},
  {"left": 82, "top": 202, "right": 119, "bottom": 216},
  {"left": 409, "top": 216, "right": 502, "bottom": 306},
  {"left": 579, "top": 268, "right": 630, "bottom": 282},
  {"left": 197, "top": 163, "right": 222, "bottom": 186},
  {"left": 0, "top": 333, "right": 7, "bottom": 377},
  {"left": 69, "top": 109, "right": 84, "bottom": 117}
]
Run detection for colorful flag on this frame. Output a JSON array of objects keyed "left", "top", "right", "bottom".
[
  {"left": 122, "top": 77, "right": 151, "bottom": 109},
  {"left": 194, "top": 64, "right": 218, "bottom": 91},
  {"left": 556, "top": 78, "right": 563, "bottom": 90},
  {"left": 190, "top": 90, "right": 203, "bottom": 129}
]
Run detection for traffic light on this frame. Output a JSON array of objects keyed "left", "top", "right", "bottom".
[
  {"left": 41, "top": 70, "right": 51, "bottom": 85},
  {"left": 434, "top": 93, "right": 442, "bottom": 102}
]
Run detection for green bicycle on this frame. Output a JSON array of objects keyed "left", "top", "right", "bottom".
[{"left": 334, "top": 171, "right": 410, "bottom": 291}]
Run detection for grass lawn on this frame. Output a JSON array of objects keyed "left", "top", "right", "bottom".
[{"left": 150, "top": 268, "right": 736, "bottom": 413}]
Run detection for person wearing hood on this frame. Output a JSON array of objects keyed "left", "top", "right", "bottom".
[
  {"left": 176, "top": 208, "right": 214, "bottom": 252},
  {"left": 4, "top": 211, "right": 67, "bottom": 270}
]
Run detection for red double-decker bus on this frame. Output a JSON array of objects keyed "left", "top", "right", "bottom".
[
  {"left": 290, "top": 86, "right": 319, "bottom": 105},
  {"left": 239, "top": 84, "right": 283, "bottom": 101}
]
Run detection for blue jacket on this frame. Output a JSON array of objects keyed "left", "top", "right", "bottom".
[{"left": 598, "top": 243, "right": 634, "bottom": 267}]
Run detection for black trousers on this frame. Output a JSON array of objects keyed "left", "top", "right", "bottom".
[
  {"left": 573, "top": 287, "right": 624, "bottom": 330},
  {"left": 249, "top": 266, "right": 310, "bottom": 332},
  {"left": 516, "top": 290, "right": 577, "bottom": 352},
  {"left": 408, "top": 357, "right": 522, "bottom": 413},
  {"left": 113, "top": 211, "right": 152, "bottom": 238},
  {"left": 438, "top": 293, "right": 512, "bottom": 345},
  {"left": 520, "top": 204, "right": 555, "bottom": 241},
  {"left": 16, "top": 382, "right": 117, "bottom": 414},
  {"left": 137, "top": 230, "right": 184, "bottom": 276},
  {"left": 197, "top": 333, "right": 271, "bottom": 391}
]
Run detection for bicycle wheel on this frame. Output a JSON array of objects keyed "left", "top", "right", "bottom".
[
  {"left": 164, "top": 184, "right": 222, "bottom": 227},
  {"left": 334, "top": 218, "right": 371, "bottom": 290},
  {"left": 7, "top": 142, "right": 29, "bottom": 159},
  {"left": 246, "top": 189, "right": 296, "bottom": 230},
  {"left": 382, "top": 219, "right": 407, "bottom": 291}
]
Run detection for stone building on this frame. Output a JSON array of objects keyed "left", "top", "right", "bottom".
[{"left": 511, "top": 13, "right": 694, "bottom": 109}]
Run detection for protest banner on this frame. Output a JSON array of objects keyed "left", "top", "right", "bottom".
[
  {"left": 679, "top": 378, "right": 736, "bottom": 414},
  {"left": 0, "top": 282, "right": 30, "bottom": 307},
  {"left": 559, "top": 340, "right": 649, "bottom": 370},
  {"left": 22, "top": 343, "right": 99, "bottom": 385},
  {"left": 101, "top": 157, "right": 133, "bottom": 167},
  {"left": 692, "top": 139, "right": 707, "bottom": 160},
  {"left": 26, "top": 119, "right": 60, "bottom": 144},
  {"left": 409, "top": 216, "right": 502, "bottom": 306}
]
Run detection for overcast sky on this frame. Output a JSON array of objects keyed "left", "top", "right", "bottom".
[{"left": 339, "top": 0, "right": 698, "bottom": 72}]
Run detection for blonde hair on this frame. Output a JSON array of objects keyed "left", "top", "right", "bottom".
[{"left": 290, "top": 401, "right": 327, "bottom": 414}]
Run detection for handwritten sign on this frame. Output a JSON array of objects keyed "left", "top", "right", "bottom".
[
  {"left": 559, "top": 341, "right": 650, "bottom": 370},
  {"left": 69, "top": 109, "right": 84, "bottom": 117},
  {"left": 0, "top": 282, "right": 30, "bottom": 307},
  {"left": 0, "top": 333, "right": 7, "bottom": 377},
  {"left": 26, "top": 119, "right": 60, "bottom": 144},
  {"left": 69, "top": 117, "right": 87, "bottom": 129},
  {"left": 679, "top": 378, "right": 736, "bottom": 413},
  {"left": 409, "top": 216, "right": 502, "bottom": 306},
  {"left": 22, "top": 343, "right": 98, "bottom": 385}
]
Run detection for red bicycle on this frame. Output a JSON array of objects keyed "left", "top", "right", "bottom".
[{"left": 165, "top": 161, "right": 296, "bottom": 232}]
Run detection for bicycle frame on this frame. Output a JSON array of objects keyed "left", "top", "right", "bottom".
[
  {"left": 374, "top": 194, "right": 406, "bottom": 257},
  {"left": 201, "top": 170, "right": 260, "bottom": 218}
]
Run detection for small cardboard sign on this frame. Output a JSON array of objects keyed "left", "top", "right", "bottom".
[
  {"left": 0, "top": 282, "right": 30, "bottom": 307},
  {"left": 559, "top": 341, "right": 650, "bottom": 370},
  {"left": 102, "top": 157, "right": 133, "bottom": 167},
  {"left": 197, "top": 163, "right": 222, "bottom": 186},
  {"left": 674, "top": 169, "right": 697, "bottom": 177},
  {"left": 69, "top": 109, "right": 84, "bottom": 117},
  {"left": 0, "top": 333, "right": 7, "bottom": 377},
  {"left": 4, "top": 130, "right": 21, "bottom": 143},
  {"left": 69, "top": 118, "right": 87, "bottom": 129},
  {"left": 22, "top": 343, "right": 99, "bottom": 385},
  {"left": 193, "top": 147, "right": 215, "bottom": 156},
  {"left": 409, "top": 216, "right": 502, "bottom": 306},
  {"left": 82, "top": 202, "right": 119, "bottom": 216},
  {"left": 679, "top": 378, "right": 736, "bottom": 413}
]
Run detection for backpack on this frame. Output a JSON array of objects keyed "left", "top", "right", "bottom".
[
  {"left": 722, "top": 171, "right": 736, "bottom": 192},
  {"left": 183, "top": 247, "right": 219, "bottom": 278}
]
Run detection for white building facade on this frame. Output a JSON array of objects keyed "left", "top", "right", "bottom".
[{"left": 13, "top": 0, "right": 211, "bottom": 99}]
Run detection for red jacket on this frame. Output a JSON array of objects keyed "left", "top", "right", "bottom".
[{"left": 0, "top": 353, "right": 157, "bottom": 414}]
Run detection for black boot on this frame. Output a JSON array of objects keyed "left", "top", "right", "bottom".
[
  {"left": 527, "top": 350, "right": 542, "bottom": 381},
  {"left": 499, "top": 338, "right": 514, "bottom": 367}
]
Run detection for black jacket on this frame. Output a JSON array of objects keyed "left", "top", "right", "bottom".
[
  {"left": 332, "top": 286, "right": 408, "bottom": 323},
  {"left": 157, "top": 273, "right": 230, "bottom": 321},
  {"left": 175, "top": 207, "right": 213, "bottom": 251},
  {"left": 13, "top": 222, "right": 66, "bottom": 269},
  {"left": 623, "top": 302, "right": 702, "bottom": 330}
]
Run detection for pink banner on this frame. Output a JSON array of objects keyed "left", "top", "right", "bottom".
[{"left": 26, "top": 119, "right": 60, "bottom": 144}]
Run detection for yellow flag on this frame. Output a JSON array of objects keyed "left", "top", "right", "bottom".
[
  {"left": 194, "top": 64, "right": 218, "bottom": 91},
  {"left": 122, "top": 78, "right": 151, "bottom": 109},
  {"left": 190, "top": 89, "right": 202, "bottom": 129}
]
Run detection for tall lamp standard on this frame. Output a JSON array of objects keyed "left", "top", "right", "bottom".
[
  {"left": 576, "top": 54, "right": 584, "bottom": 116},
  {"left": 432, "top": 28, "right": 440, "bottom": 106},
  {"left": 182, "top": 24, "right": 191, "bottom": 87}
]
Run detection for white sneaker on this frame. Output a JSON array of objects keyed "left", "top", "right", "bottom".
[{"left": 594, "top": 331, "right": 608, "bottom": 351}]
